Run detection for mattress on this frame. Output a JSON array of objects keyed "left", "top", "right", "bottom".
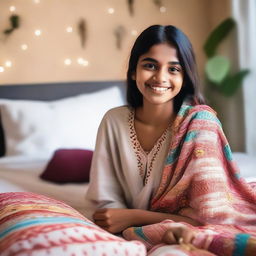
[{"left": 0, "top": 156, "right": 90, "bottom": 216}]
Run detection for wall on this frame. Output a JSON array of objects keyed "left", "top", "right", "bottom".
[
  {"left": 1, "top": 0, "right": 244, "bottom": 151},
  {"left": 0, "top": 0, "right": 212, "bottom": 85}
]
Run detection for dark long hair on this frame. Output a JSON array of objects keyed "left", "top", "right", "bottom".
[{"left": 126, "top": 25, "right": 205, "bottom": 113}]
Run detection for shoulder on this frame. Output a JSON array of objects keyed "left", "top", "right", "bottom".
[
  {"left": 96, "top": 106, "right": 133, "bottom": 143},
  {"left": 192, "top": 105, "right": 221, "bottom": 126},
  {"left": 103, "top": 105, "right": 131, "bottom": 121},
  {"left": 175, "top": 103, "right": 222, "bottom": 136},
  {"left": 99, "top": 105, "right": 132, "bottom": 131},
  {"left": 180, "top": 103, "right": 220, "bottom": 125}
]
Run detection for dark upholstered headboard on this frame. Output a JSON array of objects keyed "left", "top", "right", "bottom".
[
  {"left": 0, "top": 80, "right": 126, "bottom": 156},
  {"left": 0, "top": 80, "right": 126, "bottom": 101}
]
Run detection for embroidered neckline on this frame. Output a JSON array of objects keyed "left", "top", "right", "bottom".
[{"left": 128, "top": 108, "right": 170, "bottom": 185}]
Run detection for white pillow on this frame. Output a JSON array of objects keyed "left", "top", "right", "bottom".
[
  {"left": 0, "top": 86, "right": 124, "bottom": 157},
  {"left": 0, "top": 180, "right": 26, "bottom": 192}
]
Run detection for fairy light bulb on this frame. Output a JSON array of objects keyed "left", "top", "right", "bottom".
[
  {"left": 0, "top": 66, "right": 5, "bottom": 73},
  {"left": 9, "top": 6, "right": 16, "bottom": 12},
  {"left": 5, "top": 61, "right": 12, "bottom": 68},
  {"left": 64, "top": 58, "right": 72, "bottom": 65},
  {"left": 160, "top": 6, "right": 166, "bottom": 13},
  {"left": 131, "top": 30, "right": 138, "bottom": 36},
  {"left": 108, "top": 8, "right": 115, "bottom": 14},
  {"left": 21, "top": 44, "right": 28, "bottom": 50},
  {"left": 77, "top": 58, "right": 89, "bottom": 66},
  {"left": 34, "top": 29, "right": 42, "bottom": 36},
  {"left": 66, "top": 26, "right": 73, "bottom": 33}
]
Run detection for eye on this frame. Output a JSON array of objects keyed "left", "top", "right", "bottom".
[
  {"left": 143, "top": 63, "right": 157, "bottom": 70},
  {"left": 169, "top": 66, "right": 181, "bottom": 73}
]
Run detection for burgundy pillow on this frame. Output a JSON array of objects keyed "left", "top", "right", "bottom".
[{"left": 40, "top": 149, "right": 93, "bottom": 183}]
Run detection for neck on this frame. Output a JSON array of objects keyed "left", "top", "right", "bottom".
[{"left": 135, "top": 101, "right": 175, "bottom": 127}]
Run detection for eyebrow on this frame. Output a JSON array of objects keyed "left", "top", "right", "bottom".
[{"left": 141, "top": 57, "right": 181, "bottom": 65}]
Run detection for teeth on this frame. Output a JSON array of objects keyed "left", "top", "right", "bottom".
[{"left": 150, "top": 86, "right": 169, "bottom": 92}]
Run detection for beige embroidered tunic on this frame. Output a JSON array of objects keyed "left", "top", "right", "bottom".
[{"left": 85, "top": 106, "right": 171, "bottom": 219}]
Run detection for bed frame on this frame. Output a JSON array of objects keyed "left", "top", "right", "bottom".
[
  {"left": 0, "top": 80, "right": 126, "bottom": 101},
  {"left": 0, "top": 80, "right": 126, "bottom": 156}
]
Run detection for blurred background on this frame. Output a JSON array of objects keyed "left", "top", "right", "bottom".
[{"left": 0, "top": 0, "right": 255, "bottom": 156}]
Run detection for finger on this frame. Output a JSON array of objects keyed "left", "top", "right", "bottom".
[
  {"left": 93, "top": 212, "right": 108, "bottom": 220},
  {"left": 93, "top": 208, "right": 111, "bottom": 219},
  {"left": 162, "top": 230, "right": 178, "bottom": 244},
  {"left": 94, "top": 208, "right": 109, "bottom": 214},
  {"left": 102, "top": 226, "right": 116, "bottom": 234},
  {"left": 96, "top": 224, "right": 119, "bottom": 234},
  {"left": 182, "top": 230, "right": 196, "bottom": 244},
  {"left": 94, "top": 219, "right": 109, "bottom": 228},
  {"left": 178, "top": 237, "right": 184, "bottom": 244}
]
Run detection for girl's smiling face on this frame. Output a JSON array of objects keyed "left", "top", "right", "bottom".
[{"left": 133, "top": 43, "right": 184, "bottom": 106}]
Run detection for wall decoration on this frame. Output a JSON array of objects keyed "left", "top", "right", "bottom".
[
  {"left": 1, "top": 0, "right": 197, "bottom": 84},
  {"left": 3, "top": 15, "right": 20, "bottom": 36},
  {"left": 153, "top": 0, "right": 162, "bottom": 9},
  {"left": 114, "top": 25, "right": 126, "bottom": 50},
  {"left": 127, "top": 0, "right": 135, "bottom": 16},
  {"left": 78, "top": 18, "right": 87, "bottom": 48}
]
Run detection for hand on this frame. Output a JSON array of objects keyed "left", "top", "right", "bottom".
[
  {"left": 92, "top": 208, "right": 133, "bottom": 234},
  {"left": 162, "top": 224, "right": 216, "bottom": 255},
  {"left": 162, "top": 224, "right": 196, "bottom": 245}
]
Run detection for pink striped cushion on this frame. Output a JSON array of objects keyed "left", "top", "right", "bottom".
[{"left": 0, "top": 192, "right": 146, "bottom": 256}]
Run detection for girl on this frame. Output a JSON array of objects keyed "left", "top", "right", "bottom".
[{"left": 85, "top": 25, "right": 256, "bottom": 255}]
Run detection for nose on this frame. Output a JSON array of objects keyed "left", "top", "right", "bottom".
[{"left": 153, "top": 68, "right": 167, "bottom": 83}]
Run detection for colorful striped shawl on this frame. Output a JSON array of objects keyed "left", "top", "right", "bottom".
[
  {"left": 150, "top": 100, "right": 256, "bottom": 231},
  {"left": 122, "top": 101, "right": 256, "bottom": 255}
]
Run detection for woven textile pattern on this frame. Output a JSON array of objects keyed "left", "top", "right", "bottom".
[
  {"left": 0, "top": 192, "right": 146, "bottom": 256},
  {"left": 124, "top": 101, "right": 256, "bottom": 256}
]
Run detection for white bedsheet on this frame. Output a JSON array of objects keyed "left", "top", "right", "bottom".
[
  {"left": 0, "top": 153, "right": 255, "bottom": 217},
  {"left": 0, "top": 156, "right": 89, "bottom": 216}
]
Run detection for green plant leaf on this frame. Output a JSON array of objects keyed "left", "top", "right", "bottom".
[
  {"left": 204, "top": 17, "right": 236, "bottom": 58},
  {"left": 219, "top": 69, "right": 250, "bottom": 96},
  {"left": 3, "top": 28, "right": 13, "bottom": 35},
  {"left": 205, "top": 56, "right": 230, "bottom": 84},
  {"left": 10, "top": 15, "right": 20, "bottom": 29}
]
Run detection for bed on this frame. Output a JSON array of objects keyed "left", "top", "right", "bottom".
[
  {"left": 0, "top": 80, "right": 126, "bottom": 217},
  {"left": 0, "top": 81, "right": 255, "bottom": 216},
  {"left": 1, "top": 81, "right": 256, "bottom": 256}
]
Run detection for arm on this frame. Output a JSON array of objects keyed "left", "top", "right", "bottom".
[
  {"left": 93, "top": 208, "right": 201, "bottom": 234},
  {"left": 85, "top": 113, "right": 127, "bottom": 220},
  {"left": 131, "top": 209, "right": 201, "bottom": 226}
]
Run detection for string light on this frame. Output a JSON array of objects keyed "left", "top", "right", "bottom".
[
  {"left": 160, "top": 6, "right": 166, "bottom": 13},
  {"left": 107, "top": 8, "right": 115, "bottom": 14},
  {"left": 21, "top": 44, "right": 28, "bottom": 50},
  {"left": 3, "top": 3, "right": 169, "bottom": 77},
  {"left": 64, "top": 58, "right": 72, "bottom": 65},
  {"left": 34, "top": 29, "right": 42, "bottom": 36},
  {"left": 5, "top": 61, "right": 12, "bottom": 68},
  {"left": 131, "top": 30, "right": 138, "bottom": 36},
  {"left": 77, "top": 58, "right": 89, "bottom": 66},
  {"left": 9, "top": 6, "right": 16, "bottom": 12},
  {"left": 66, "top": 26, "right": 73, "bottom": 33}
]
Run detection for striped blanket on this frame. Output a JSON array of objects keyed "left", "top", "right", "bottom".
[{"left": 124, "top": 101, "right": 256, "bottom": 255}]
